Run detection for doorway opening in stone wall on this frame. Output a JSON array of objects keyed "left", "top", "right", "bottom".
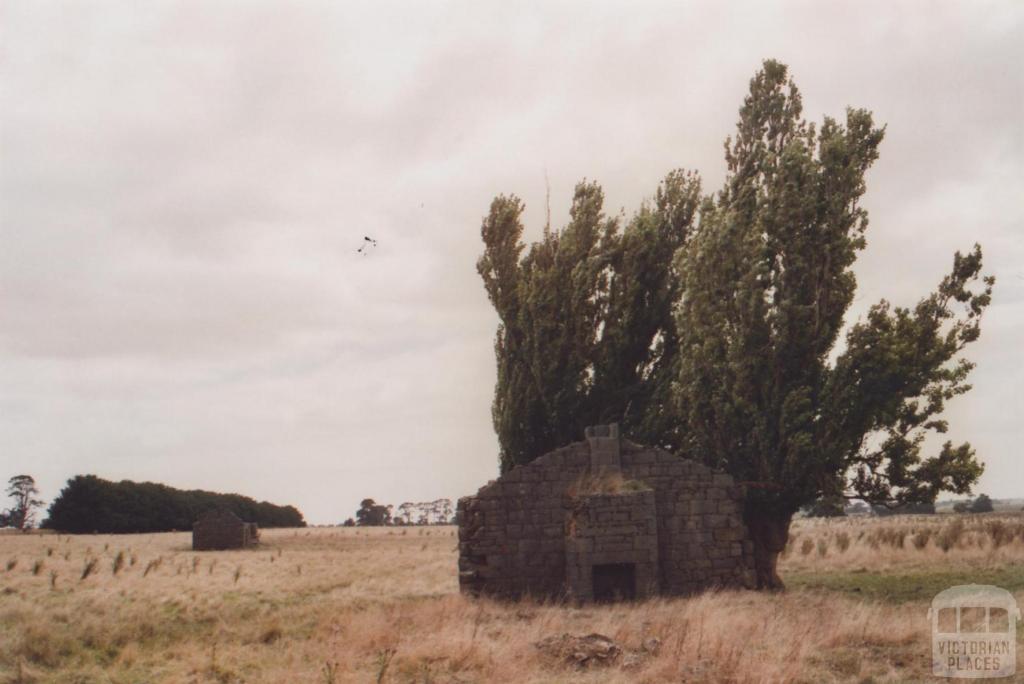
[{"left": 592, "top": 563, "right": 636, "bottom": 602}]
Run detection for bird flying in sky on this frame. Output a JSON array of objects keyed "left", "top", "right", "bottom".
[{"left": 357, "top": 236, "right": 378, "bottom": 255}]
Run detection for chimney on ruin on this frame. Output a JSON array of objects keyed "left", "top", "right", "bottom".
[{"left": 584, "top": 423, "right": 621, "bottom": 473}]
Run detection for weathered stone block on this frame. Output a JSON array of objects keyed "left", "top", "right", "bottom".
[
  {"left": 717, "top": 500, "right": 737, "bottom": 514},
  {"left": 707, "top": 514, "right": 727, "bottom": 528},
  {"left": 713, "top": 527, "right": 745, "bottom": 542}
]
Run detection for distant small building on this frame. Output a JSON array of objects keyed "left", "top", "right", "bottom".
[{"left": 192, "top": 509, "right": 259, "bottom": 551}]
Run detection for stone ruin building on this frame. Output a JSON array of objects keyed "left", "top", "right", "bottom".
[
  {"left": 192, "top": 509, "right": 260, "bottom": 551},
  {"left": 456, "top": 425, "right": 756, "bottom": 602}
]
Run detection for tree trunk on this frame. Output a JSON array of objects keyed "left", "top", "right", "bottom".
[{"left": 743, "top": 507, "right": 793, "bottom": 591}]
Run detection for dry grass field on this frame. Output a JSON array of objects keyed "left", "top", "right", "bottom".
[{"left": 2, "top": 514, "right": 1023, "bottom": 683}]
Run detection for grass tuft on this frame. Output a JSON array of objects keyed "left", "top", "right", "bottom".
[{"left": 80, "top": 557, "right": 98, "bottom": 581}]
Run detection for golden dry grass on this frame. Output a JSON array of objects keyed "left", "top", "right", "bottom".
[
  {"left": 1, "top": 516, "right": 1022, "bottom": 683},
  {"left": 784, "top": 513, "right": 1024, "bottom": 572}
]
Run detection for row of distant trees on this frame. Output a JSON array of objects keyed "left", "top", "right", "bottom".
[
  {"left": 343, "top": 498, "right": 455, "bottom": 526},
  {"left": 804, "top": 494, "right": 999, "bottom": 518},
  {"left": 804, "top": 498, "right": 938, "bottom": 517},
  {"left": 952, "top": 494, "right": 996, "bottom": 514},
  {"left": 41, "top": 475, "right": 306, "bottom": 533}
]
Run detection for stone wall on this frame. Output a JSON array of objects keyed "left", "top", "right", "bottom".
[
  {"left": 565, "top": 489, "right": 659, "bottom": 602},
  {"left": 192, "top": 509, "right": 259, "bottom": 551},
  {"left": 457, "top": 426, "right": 755, "bottom": 601}
]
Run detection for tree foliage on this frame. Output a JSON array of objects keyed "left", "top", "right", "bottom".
[
  {"left": 479, "top": 172, "right": 701, "bottom": 471},
  {"left": 3, "top": 475, "right": 44, "bottom": 531},
  {"left": 478, "top": 59, "right": 993, "bottom": 589},
  {"left": 675, "top": 64, "right": 989, "bottom": 491},
  {"left": 672, "top": 61, "right": 991, "bottom": 587},
  {"left": 802, "top": 496, "right": 846, "bottom": 518},
  {"left": 969, "top": 493, "right": 994, "bottom": 513},
  {"left": 395, "top": 499, "right": 454, "bottom": 525},
  {"left": 43, "top": 475, "right": 305, "bottom": 533},
  {"left": 870, "top": 501, "right": 936, "bottom": 516},
  {"left": 354, "top": 498, "right": 392, "bottom": 526},
  {"left": 351, "top": 498, "right": 454, "bottom": 526}
]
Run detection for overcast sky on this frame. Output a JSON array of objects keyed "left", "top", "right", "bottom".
[{"left": 1, "top": 1, "right": 1021, "bottom": 524}]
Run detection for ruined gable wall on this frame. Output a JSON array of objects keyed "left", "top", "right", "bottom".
[{"left": 457, "top": 438, "right": 755, "bottom": 599}]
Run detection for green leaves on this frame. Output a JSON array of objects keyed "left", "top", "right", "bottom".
[
  {"left": 677, "top": 60, "right": 991, "bottom": 513},
  {"left": 478, "top": 59, "right": 992, "bottom": 518},
  {"left": 43, "top": 475, "right": 306, "bottom": 533},
  {"left": 831, "top": 245, "right": 992, "bottom": 506},
  {"left": 478, "top": 173, "right": 699, "bottom": 471}
]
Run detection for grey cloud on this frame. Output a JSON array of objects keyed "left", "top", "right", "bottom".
[{"left": 1, "top": 1, "right": 1021, "bottom": 522}]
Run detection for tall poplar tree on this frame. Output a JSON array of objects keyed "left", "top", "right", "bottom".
[
  {"left": 674, "top": 61, "right": 992, "bottom": 588},
  {"left": 478, "top": 172, "right": 700, "bottom": 472}
]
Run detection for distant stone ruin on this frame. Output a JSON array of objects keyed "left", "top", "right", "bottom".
[
  {"left": 457, "top": 425, "right": 755, "bottom": 601},
  {"left": 192, "top": 509, "right": 259, "bottom": 551}
]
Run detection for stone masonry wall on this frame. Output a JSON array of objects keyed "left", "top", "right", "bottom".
[
  {"left": 619, "top": 441, "right": 753, "bottom": 594},
  {"left": 457, "top": 428, "right": 755, "bottom": 600},
  {"left": 565, "top": 489, "right": 659, "bottom": 602},
  {"left": 192, "top": 509, "right": 259, "bottom": 551}
]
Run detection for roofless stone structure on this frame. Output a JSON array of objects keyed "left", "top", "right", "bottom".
[
  {"left": 456, "top": 425, "right": 755, "bottom": 601},
  {"left": 192, "top": 509, "right": 259, "bottom": 551}
]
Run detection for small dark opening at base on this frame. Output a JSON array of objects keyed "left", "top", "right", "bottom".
[{"left": 592, "top": 563, "right": 636, "bottom": 602}]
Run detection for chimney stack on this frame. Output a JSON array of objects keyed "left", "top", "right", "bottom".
[{"left": 585, "top": 423, "right": 621, "bottom": 473}]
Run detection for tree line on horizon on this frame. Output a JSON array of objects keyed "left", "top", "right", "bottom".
[
  {"left": 343, "top": 498, "right": 455, "bottom": 527},
  {"left": 802, "top": 493, "right": 1007, "bottom": 519},
  {"left": 41, "top": 474, "right": 306, "bottom": 533}
]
